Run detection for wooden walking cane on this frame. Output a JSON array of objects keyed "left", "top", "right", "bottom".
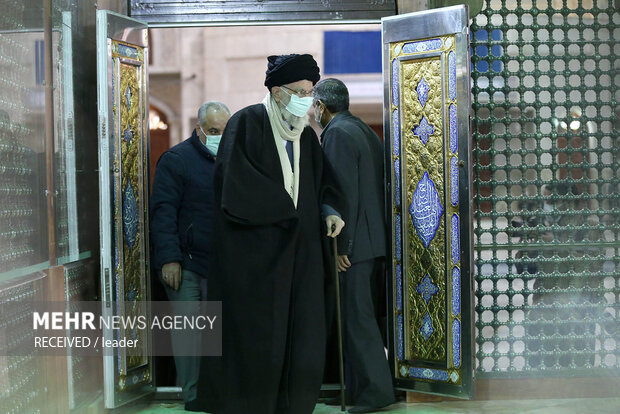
[{"left": 332, "top": 224, "right": 346, "bottom": 412}]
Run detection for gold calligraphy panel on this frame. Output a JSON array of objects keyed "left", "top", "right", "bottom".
[
  {"left": 391, "top": 34, "right": 462, "bottom": 383},
  {"left": 402, "top": 56, "right": 447, "bottom": 362},
  {"left": 112, "top": 40, "right": 150, "bottom": 388}
]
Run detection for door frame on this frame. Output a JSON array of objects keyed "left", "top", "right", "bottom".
[
  {"left": 116, "top": 1, "right": 475, "bottom": 402},
  {"left": 96, "top": 9, "right": 154, "bottom": 409},
  {"left": 382, "top": 5, "right": 474, "bottom": 399}
]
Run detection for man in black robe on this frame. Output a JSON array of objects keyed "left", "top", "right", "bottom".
[{"left": 196, "top": 54, "right": 346, "bottom": 414}]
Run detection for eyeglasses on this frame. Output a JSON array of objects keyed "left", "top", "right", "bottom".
[{"left": 281, "top": 85, "right": 314, "bottom": 98}]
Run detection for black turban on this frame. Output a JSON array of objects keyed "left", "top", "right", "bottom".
[{"left": 264, "top": 54, "right": 320, "bottom": 89}]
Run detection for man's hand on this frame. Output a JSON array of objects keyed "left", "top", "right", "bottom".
[
  {"left": 162, "top": 262, "right": 182, "bottom": 290},
  {"left": 337, "top": 255, "right": 351, "bottom": 272},
  {"left": 325, "top": 215, "right": 345, "bottom": 238}
]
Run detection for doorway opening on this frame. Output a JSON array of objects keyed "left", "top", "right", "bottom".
[{"left": 147, "top": 22, "right": 385, "bottom": 390}]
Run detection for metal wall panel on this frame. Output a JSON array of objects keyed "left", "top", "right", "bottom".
[
  {"left": 130, "top": 0, "right": 396, "bottom": 26},
  {"left": 471, "top": 0, "right": 620, "bottom": 378},
  {"left": 0, "top": 275, "right": 46, "bottom": 413}
]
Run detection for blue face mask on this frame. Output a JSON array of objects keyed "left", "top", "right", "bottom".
[
  {"left": 281, "top": 88, "right": 314, "bottom": 117},
  {"left": 200, "top": 126, "right": 221, "bottom": 155}
]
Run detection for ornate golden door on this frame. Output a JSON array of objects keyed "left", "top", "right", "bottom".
[
  {"left": 382, "top": 6, "right": 474, "bottom": 398},
  {"left": 96, "top": 10, "right": 154, "bottom": 408}
]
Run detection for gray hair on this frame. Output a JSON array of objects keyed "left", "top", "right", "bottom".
[
  {"left": 313, "top": 78, "right": 349, "bottom": 113},
  {"left": 197, "top": 101, "right": 231, "bottom": 125}
]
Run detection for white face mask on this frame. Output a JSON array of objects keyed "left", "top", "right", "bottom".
[
  {"left": 281, "top": 88, "right": 314, "bottom": 117},
  {"left": 200, "top": 126, "right": 221, "bottom": 155}
]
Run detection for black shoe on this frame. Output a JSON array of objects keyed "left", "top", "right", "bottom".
[
  {"left": 325, "top": 396, "right": 349, "bottom": 406},
  {"left": 348, "top": 402, "right": 393, "bottom": 413},
  {"left": 348, "top": 406, "right": 378, "bottom": 413},
  {"left": 184, "top": 399, "right": 205, "bottom": 412}
]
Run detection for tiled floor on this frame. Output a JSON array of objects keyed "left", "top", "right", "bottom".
[{"left": 121, "top": 398, "right": 620, "bottom": 414}]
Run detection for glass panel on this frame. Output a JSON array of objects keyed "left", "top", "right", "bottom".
[
  {"left": 0, "top": 275, "right": 46, "bottom": 413},
  {"left": 0, "top": 1, "right": 49, "bottom": 279},
  {"left": 1, "top": 2, "right": 122, "bottom": 412},
  {"left": 471, "top": 0, "right": 619, "bottom": 377},
  {"left": 51, "top": 0, "right": 101, "bottom": 265}
]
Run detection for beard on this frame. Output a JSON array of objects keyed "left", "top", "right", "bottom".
[{"left": 278, "top": 101, "right": 310, "bottom": 130}]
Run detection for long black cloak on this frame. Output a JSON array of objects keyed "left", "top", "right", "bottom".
[{"left": 197, "top": 104, "right": 345, "bottom": 414}]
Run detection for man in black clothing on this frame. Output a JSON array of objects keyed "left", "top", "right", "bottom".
[
  {"left": 150, "top": 101, "right": 230, "bottom": 410},
  {"left": 314, "top": 78, "right": 395, "bottom": 414},
  {"left": 197, "top": 54, "right": 346, "bottom": 414}
]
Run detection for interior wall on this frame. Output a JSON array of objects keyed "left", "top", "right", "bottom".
[{"left": 149, "top": 24, "right": 383, "bottom": 146}]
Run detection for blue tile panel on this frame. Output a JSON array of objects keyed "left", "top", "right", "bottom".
[
  {"left": 409, "top": 172, "right": 443, "bottom": 248},
  {"left": 118, "top": 44, "right": 138, "bottom": 59},
  {"left": 450, "top": 371, "right": 460, "bottom": 383},
  {"left": 451, "top": 214, "right": 460, "bottom": 265},
  {"left": 395, "top": 213, "right": 402, "bottom": 261},
  {"left": 449, "top": 104, "right": 457, "bottom": 154},
  {"left": 413, "top": 115, "right": 435, "bottom": 145},
  {"left": 393, "top": 109, "right": 400, "bottom": 156},
  {"left": 409, "top": 367, "right": 450, "bottom": 381},
  {"left": 392, "top": 60, "right": 399, "bottom": 107},
  {"left": 448, "top": 51, "right": 456, "bottom": 101},
  {"left": 450, "top": 157, "right": 459, "bottom": 206},
  {"left": 396, "top": 264, "right": 403, "bottom": 312},
  {"left": 123, "top": 125, "right": 134, "bottom": 143},
  {"left": 394, "top": 159, "right": 401, "bottom": 207},
  {"left": 402, "top": 38, "right": 443, "bottom": 54},
  {"left": 453, "top": 319, "right": 461, "bottom": 368},
  {"left": 397, "top": 314, "right": 404, "bottom": 360},
  {"left": 125, "top": 86, "right": 132, "bottom": 110},
  {"left": 416, "top": 77, "right": 430, "bottom": 108},
  {"left": 126, "top": 283, "right": 138, "bottom": 302},
  {"left": 452, "top": 267, "right": 461, "bottom": 317},
  {"left": 123, "top": 184, "right": 139, "bottom": 249},
  {"left": 124, "top": 369, "right": 149, "bottom": 387},
  {"left": 417, "top": 274, "right": 439, "bottom": 304},
  {"left": 421, "top": 312, "right": 434, "bottom": 341}
]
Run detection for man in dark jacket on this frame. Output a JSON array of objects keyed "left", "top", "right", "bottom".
[
  {"left": 314, "top": 78, "right": 395, "bottom": 413},
  {"left": 150, "top": 101, "right": 230, "bottom": 410}
]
